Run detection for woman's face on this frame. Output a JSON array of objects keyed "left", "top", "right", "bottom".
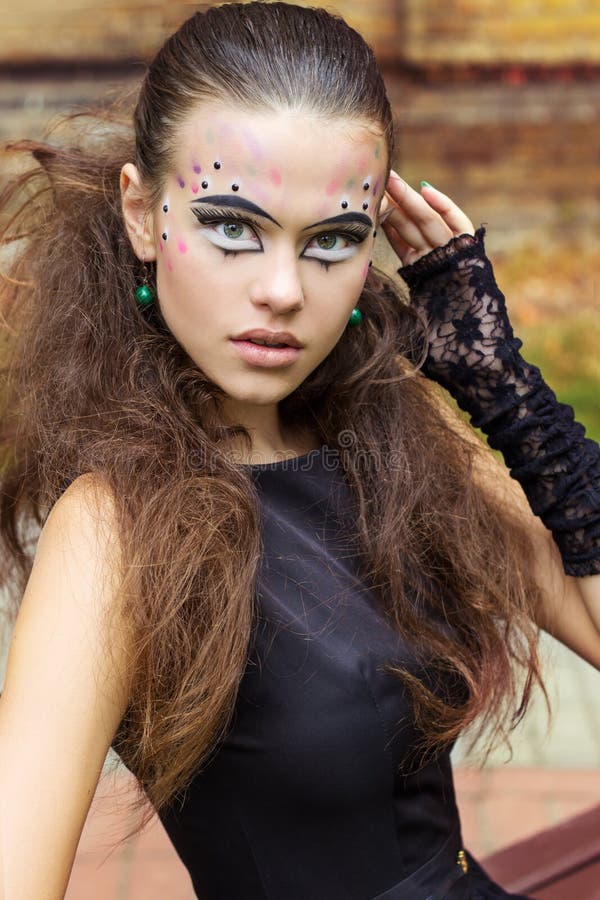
[{"left": 143, "top": 102, "right": 388, "bottom": 426}]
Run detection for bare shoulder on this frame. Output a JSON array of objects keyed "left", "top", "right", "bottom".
[
  {"left": 44, "top": 471, "right": 121, "bottom": 555},
  {"left": 33, "top": 471, "right": 131, "bottom": 658},
  {"left": 0, "top": 473, "right": 134, "bottom": 899}
]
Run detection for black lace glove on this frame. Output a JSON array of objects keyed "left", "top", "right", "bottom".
[{"left": 398, "top": 227, "right": 600, "bottom": 578}]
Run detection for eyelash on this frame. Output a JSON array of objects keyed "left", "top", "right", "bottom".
[{"left": 190, "top": 208, "right": 367, "bottom": 267}]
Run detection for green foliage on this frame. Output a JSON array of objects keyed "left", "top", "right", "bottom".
[{"left": 519, "top": 313, "right": 600, "bottom": 444}]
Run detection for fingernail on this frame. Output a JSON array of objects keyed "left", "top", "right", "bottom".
[{"left": 421, "top": 180, "right": 434, "bottom": 188}]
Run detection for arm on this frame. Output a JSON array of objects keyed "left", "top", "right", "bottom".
[
  {"left": 442, "top": 403, "right": 600, "bottom": 669},
  {"left": 381, "top": 174, "right": 600, "bottom": 665},
  {"left": 0, "top": 475, "right": 133, "bottom": 899}
]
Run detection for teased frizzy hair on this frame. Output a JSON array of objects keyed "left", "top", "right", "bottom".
[{"left": 0, "top": 1, "right": 546, "bottom": 847}]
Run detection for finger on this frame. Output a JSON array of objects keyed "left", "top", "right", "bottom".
[
  {"left": 380, "top": 222, "right": 414, "bottom": 266},
  {"left": 419, "top": 182, "right": 475, "bottom": 236},
  {"left": 384, "top": 173, "right": 459, "bottom": 247},
  {"left": 387, "top": 171, "right": 475, "bottom": 239},
  {"left": 382, "top": 217, "right": 451, "bottom": 268},
  {"left": 380, "top": 202, "right": 440, "bottom": 251}
]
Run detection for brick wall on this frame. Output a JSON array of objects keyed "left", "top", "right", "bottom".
[
  {"left": 0, "top": 0, "right": 401, "bottom": 64},
  {"left": 3, "top": 1, "right": 599, "bottom": 67},
  {"left": 401, "top": 0, "right": 600, "bottom": 64},
  {"left": 385, "top": 78, "right": 600, "bottom": 251}
]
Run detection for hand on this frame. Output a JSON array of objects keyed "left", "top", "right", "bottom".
[{"left": 379, "top": 172, "right": 475, "bottom": 268}]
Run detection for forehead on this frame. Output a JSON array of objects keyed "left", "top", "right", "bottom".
[{"left": 170, "top": 102, "right": 388, "bottom": 214}]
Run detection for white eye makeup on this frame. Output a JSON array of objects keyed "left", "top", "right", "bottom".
[
  {"left": 303, "top": 233, "right": 361, "bottom": 262},
  {"left": 203, "top": 220, "right": 261, "bottom": 252},
  {"left": 190, "top": 205, "right": 368, "bottom": 265}
]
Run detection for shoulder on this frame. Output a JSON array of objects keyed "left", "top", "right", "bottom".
[
  {"left": 0, "top": 472, "right": 133, "bottom": 898},
  {"left": 39, "top": 473, "right": 120, "bottom": 592},
  {"left": 5, "top": 470, "right": 134, "bottom": 734},
  {"left": 49, "top": 471, "right": 118, "bottom": 528},
  {"left": 32, "top": 471, "right": 132, "bottom": 668}
]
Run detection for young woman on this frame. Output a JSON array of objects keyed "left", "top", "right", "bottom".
[{"left": 0, "top": 3, "right": 598, "bottom": 898}]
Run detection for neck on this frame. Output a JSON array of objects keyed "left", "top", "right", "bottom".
[{"left": 219, "top": 398, "right": 322, "bottom": 464}]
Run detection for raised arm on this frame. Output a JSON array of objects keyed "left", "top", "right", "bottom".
[
  {"left": 381, "top": 175, "right": 600, "bottom": 667},
  {"left": 0, "top": 475, "right": 133, "bottom": 899}
]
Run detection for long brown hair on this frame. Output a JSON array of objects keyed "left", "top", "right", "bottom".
[{"left": 0, "top": 2, "right": 545, "bottom": 841}]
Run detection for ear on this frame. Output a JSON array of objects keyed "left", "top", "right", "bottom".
[{"left": 120, "top": 163, "right": 157, "bottom": 262}]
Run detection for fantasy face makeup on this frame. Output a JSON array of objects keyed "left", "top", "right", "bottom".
[{"left": 151, "top": 102, "right": 388, "bottom": 433}]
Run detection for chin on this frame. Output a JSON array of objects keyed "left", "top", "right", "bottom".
[{"left": 231, "top": 372, "right": 305, "bottom": 398}]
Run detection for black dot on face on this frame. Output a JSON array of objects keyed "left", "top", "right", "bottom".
[
  {"left": 162, "top": 232, "right": 168, "bottom": 241},
  {"left": 232, "top": 183, "right": 240, "bottom": 192},
  {"left": 201, "top": 180, "right": 209, "bottom": 189},
  {"left": 363, "top": 182, "right": 370, "bottom": 191},
  {"left": 213, "top": 161, "right": 221, "bottom": 170},
  {"left": 162, "top": 204, "right": 169, "bottom": 213},
  {"left": 341, "top": 200, "right": 348, "bottom": 209},
  {"left": 362, "top": 202, "right": 369, "bottom": 210},
  {"left": 369, "top": 260, "right": 373, "bottom": 267},
  {"left": 373, "top": 230, "right": 377, "bottom": 238}
]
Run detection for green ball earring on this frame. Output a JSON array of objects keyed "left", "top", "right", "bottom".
[
  {"left": 348, "top": 307, "right": 363, "bottom": 327},
  {"left": 135, "top": 284, "right": 154, "bottom": 308},
  {"left": 135, "top": 264, "right": 154, "bottom": 308}
]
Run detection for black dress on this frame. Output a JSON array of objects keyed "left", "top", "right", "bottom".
[{"left": 157, "top": 445, "right": 531, "bottom": 899}]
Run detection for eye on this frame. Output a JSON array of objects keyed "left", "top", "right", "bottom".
[
  {"left": 316, "top": 234, "right": 342, "bottom": 251},
  {"left": 222, "top": 222, "right": 248, "bottom": 240},
  {"left": 303, "top": 231, "right": 363, "bottom": 264},
  {"left": 210, "top": 220, "right": 261, "bottom": 249},
  {"left": 192, "top": 213, "right": 262, "bottom": 252}
]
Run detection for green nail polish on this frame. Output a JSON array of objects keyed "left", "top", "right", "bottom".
[{"left": 421, "top": 180, "right": 433, "bottom": 188}]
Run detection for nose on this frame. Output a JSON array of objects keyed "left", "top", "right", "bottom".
[{"left": 249, "top": 247, "right": 304, "bottom": 314}]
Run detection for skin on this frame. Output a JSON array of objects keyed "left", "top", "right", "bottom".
[
  {"left": 122, "top": 103, "right": 391, "bottom": 462},
  {"left": 120, "top": 102, "right": 600, "bottom": 661},
  {"left": 0, "top": 102, "right": 596, "bottom": 900},
  {"left": 380, "top": 175, "right": 600, "bottom": 667}
]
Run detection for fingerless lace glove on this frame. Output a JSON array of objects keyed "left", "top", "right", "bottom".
[{"left": 398, "top": 227, "right": 600, "bottom": 577}]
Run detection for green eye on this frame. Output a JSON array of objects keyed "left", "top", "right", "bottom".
[
  {"left": 316, "top": 234, "right": 338, "bottom": 250},
  {"left": 223, "top": 222, "right": 245, "bottom": 239}
]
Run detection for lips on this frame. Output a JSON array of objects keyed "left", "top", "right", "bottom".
[{"left": 232, "top": 329, "right": 303, "bottom": 348}]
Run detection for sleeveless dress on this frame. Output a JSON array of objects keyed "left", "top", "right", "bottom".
[{"left": 155, "top": 444, "right": 531, "bottom": 899}]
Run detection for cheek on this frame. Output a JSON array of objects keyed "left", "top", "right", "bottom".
[
  {"left": 305, "top": 249, "right": 368, "bottom": 290},
  {"left": 157, "top": 251, "right": 207, "bottom": 318}
]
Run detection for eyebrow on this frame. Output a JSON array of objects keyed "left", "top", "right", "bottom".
[
  {"left": 303, "top": 212, "right": 373, "bottom": 231},
  {"left": 191, "top": 195, "right": 282, "bottom": 228}
]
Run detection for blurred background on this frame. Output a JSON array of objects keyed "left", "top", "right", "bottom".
[{"left": 1, "top": 2, "right": 599, "bottom": 898}]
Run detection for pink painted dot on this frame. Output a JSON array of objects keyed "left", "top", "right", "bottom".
[
  {"left": 326, "top": 177, "right": 343, "bottom": 197},
  {"left": 372, "top": 178, "right": 381, "bottom": 197},
  {"left": 167, "top": 258, "right": 174, "bottom": 272},
  {"left": 191, "top": 182, "right": 199, "bottom": 194},
  {"left": 270, "top": 168, "right": 282, "bottom": 187},
  {"left": 159, "top": 240, "right": 164, "bottom": 253},
  {"left": 361, "top": 261, "right": 370, "bottom": 280},
  {"left": 177, "top": 239, "right": 188, "bottom": 254}
]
